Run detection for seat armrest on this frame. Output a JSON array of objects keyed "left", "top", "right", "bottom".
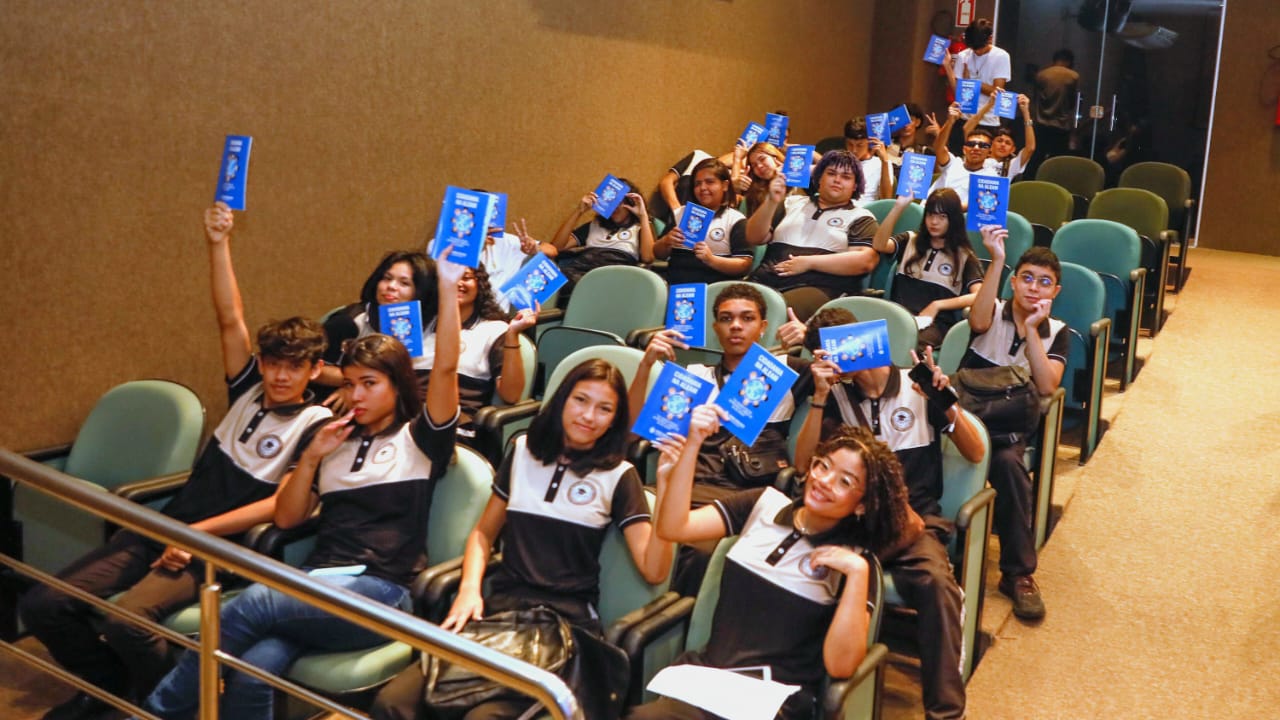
[
  {"left": 246, "top": 509, "right": 322, "bottom": 560},
  {"left": 1090, "top": 317, "right": 1112, "bottom": 340},
  {"left": 113, "top": 470, "right": 193, "bottom": 504},
  {"left": 419, "top": 553, "right": 504, "bottom": 622},
  {"left": 535, "top": 307, "right": 566, "bottom": 327},
  {"left": 628, "top": 326, "right": 665, "bottom": 351},
  {"left": 473, "top": 400, "right": 542, "bottom": 465},
  {"left": 860, "top": 288, "right": 885, "bottom": 299},
  {"left": 23, "top": 444, "right": 74, "bottom": 464},
  {"left": 1129, "top": 268, "right": 1147, "bottom": 284},
  {"left": 823, "top": 643, "right": 889, "bottom": 720},
  {"left": 618, "top": 595, "right": 696, "bottom": 661},
  {"left": 774, "top": 467, "right": 798, "bottom": 497},
  {"left": 1160, "top": 229, "right": 1178, "bottom": 244},
  {"left": 604, "top": 591, "right": 682, "bottom": 645},
  {"left": 953, "top": 487, "right": 997, "bottom": 533}
]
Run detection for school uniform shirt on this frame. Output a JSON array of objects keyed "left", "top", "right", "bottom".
[
  {"left": 929, "top": 153, "right": 1000, "bottom": 201},
  {"left": 418, "top": 315, "right": 508, "bottom": 434},
  {"left": 857, "top": 156, "right": 889, "bottom": 204},
  {"left": 888, "top": 234, "right": 983, "bottom": 339},
  {"left": 664, "top": 205, "right": 751, "bottom": 285},
  {"left": 570, "top": 219, "right": 643, "bottom": 260},
  {"left": 488, "top": 436, "right": 651, "bottom": 608},
  {"left": 159, "top": 358, "right": 332, "bottom": 538},
  {"left": 304, "top": 406, "right": 458, "bottom": 586},
  {"left": 690, "top": 487, "right": 853, "bottom": 688},
  {"left": 749, "top": 195, "right": 879, "bottom": 297},
  {"left": 952, "top": 46, "right": 1012, "bottom": 127},
  {"left": 983, "top": 154, "right": 1027, "bottom": 179},
  {"left": 960, "top": 299, "right": 1069, "bottom": 374},
  {"left": 818, "top": 368, "right": 952, "bottom": 519}
]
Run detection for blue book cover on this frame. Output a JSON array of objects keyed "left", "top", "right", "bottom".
[
  {"left": 430, "top": 186, "right": 492, "bottom": 268},
  {"left": 499, "top": 252, "right": 567, "bottom": 311},
  {"left": 739, "top": 121, "right": 766, "bottom": 146},
  {"left": 379, "top": 301, "right": 424, "bottom": 358},
  {"left": 485, "top": 191, "right": 508, "bottom": 236},
  {"left": 764, "top": 113, "right": 789, "bottom": 147},
  {"left": 957, "top": 79, "right": 982, "bottom": 115},
  {"left": 782, "top": 144, "right": 815, "bottom": 188},
  {"left": 994, "top": 91, "right": 1018, "bottom": 120},
  {"left": 592, "top": 174, "right": 628, "bottom": 218},
  {"left": 677, "top": 202, "right": 715, "bottom": 248},
  {"left": 967, "top": 175, "right": 1011, "bottom": 230},
  {"left": 887, "top": 104, "right": 912, "bottom": 133},
  {"left": 630, "top": 362, "right": 715, "bottom": 444},
  {"left": 214, "top": 135, "right": 252, "bottom": 210},
  {"left": 713, "top": 343, "right": 799, "bottom": 446},
  {"left": 866, "top": 113, "right": 891, "bottom": 145},
  {"left": 923, "top": 34, "right": 949, "bottom": 65},
  {"left": 819, "top": 319, "right": 892, "bottom": 373},
  {"left": 897, "top": 152, "right": 936, "bottom": 200},
  {"left": 665, "top": 283, "right": 706, "bottom": 348}
]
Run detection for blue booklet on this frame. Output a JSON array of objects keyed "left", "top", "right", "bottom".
[
  {"left": 967, "top": 175, "right": 1011, "bottom": 230},
  {"left": 866, "top": 113, "right": 891, "bottom": 145},
  {"left": 819, "top": 319, "right": 892, "bottom": 373},
  {"left": 665, "top": 283, "right": 707, "bottom": 348},
  {"left": 765, "top": 113, "right": 789, "bottom": 147},
  {"left": 887, "top": 104, "right": 913, "bottom": 133},
  {"left": 214, "top": 135, "right": 252, "bottom": 210},
  {"left": 739, "top": 121, "right": 766, "bottom": 146},
  {"left": 713, "top": 343, "right": 799, "bottom": 446},
  {"left": 957, "top": 79, "right": 982, "bottom": 115},
  {"left": 430, "top": 186, "right": 493, "bottom": 268},
  {"left": 678, "top": 202, "right": 714, "bottom": 248},
  {"left": 379, "top": 301, "right": 424, "bottom": 358},
  {"left": 499, "top": 252, "right": 567, "bottom": 311},
  {"left": 485, "top": 191, "right": 508, "bottom": 236},
  {"left": 923, "top": 34, "right": 949, "bottom": 65},
  {"left": 782, "top": 144, "right": 815, "bottom": 188},
  {"left": 591, "top": 174, "right": 628, "bottom": 218},
  {"left": 897, "top": 151, "right": 936, "bottom": 200},
  {"left": 630, "top": 362, "right": 715, "bottom": 444},
  {"left": 994, "top": 91, "right": 1018, "bottom": 120}
]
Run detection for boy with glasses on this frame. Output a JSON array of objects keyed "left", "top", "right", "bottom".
[
  {"left": 959, "top": 231, "right": 1068, "bottom": 620},
  {"left": 929, "top": 103, "right": 1000, "bottom": 210}
]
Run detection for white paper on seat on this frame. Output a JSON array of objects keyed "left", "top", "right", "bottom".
[
  {"left": 915, "top": 315, "right": 934, "bottom": 330},
  {"left": 646, "top": 664, "right": 799, "bottom": 720}
]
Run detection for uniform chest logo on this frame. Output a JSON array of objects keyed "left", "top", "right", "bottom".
[
  {"left": 256, "top": 434, "right": 283, "bottom": 458},
  {"left": 710, "top": 227, "right": 726, "bottom": 241},
  {"left": 615, "top": 229, "right": 633, "bottom": 241},
  {"left": 373, "top": 444, "right": 397, "bottom": 464},
  {"left": 938, "top": 262, "right": 954, "bottom": 277},
  {"left": 827, "top": 217, "right": 844, "bottom": 227},
  {"left": 890, "top": 407, "right": 915, "bottom": 432},
  {"left": 798, "top": 552, "right": 830, "bottom": 580},
  {"left": 567, "top": 480, "right": 598, "bottom": 506}
]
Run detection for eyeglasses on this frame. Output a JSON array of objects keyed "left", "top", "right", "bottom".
[
  {"left": 963, "top": 141, "right": 992, "bottom": 149},
  {"left": 1017, "top": 272, "right": 1056, "bottom": 288}
]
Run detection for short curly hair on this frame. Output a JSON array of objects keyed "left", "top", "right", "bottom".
[{"left": 811, "top": 425, "right": 912, "bottom": 555}]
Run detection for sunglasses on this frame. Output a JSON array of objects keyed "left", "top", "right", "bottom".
[{"left": 964, "top": 141, "right": 992, "bottom": 149}]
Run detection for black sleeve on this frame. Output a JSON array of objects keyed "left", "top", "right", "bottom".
[
  {"left": 571, "top": 223, "right": 590, "bottom": 246},
  {"left": 889, "top": 231, "right": 913, "bottom": 263},
  {"left": 492, "top": 449, "right": 514, "bottom": 501},
  {"left": 288, "top": 416, "right": 334, "bottom": 467},
  {"left": 845, "top": 215, "right": 879, "bottom": 248},
  {"left": 410, "top": 405, "right": 459, "bottom": 480},
  {"left": 768, "top": 202, "right": 788, "bottom": 231},
  {"left": 226, "top": 356, "right": 260, "bottom": 404},
  {"left": 1046, "top": 323, "right": 1070, "bottom": 366},
  {"left": 486, "top": 330, "right": 506, "bottom": 382},
  {"left": 712, "top": 488, "right": 768, "bottom": 536},
  {"left": 322, "top": 304, "right": 363, "bottom": 365},
  {"left": 611, "top": 466, "right": 652, "bottom": 529},
  {"left": 726, "top": 219, "right": 752, "bottom": 258},
  {"left": 670, "top": 151, "right": 696, "bottom": 175},
  {"left": 960, "top": 252, "right": 984, "bottom": 291}
]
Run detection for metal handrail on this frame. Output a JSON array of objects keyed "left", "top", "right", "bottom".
[{"left": 0, "top": 448, "right": 582, "bottom": 720}]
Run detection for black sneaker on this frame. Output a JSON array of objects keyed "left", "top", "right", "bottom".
[
  {"left": 41, "top": 692, "right": 113, "bottom": 720},
  {"left": 999, "top": 574, "right": 1046, "bottom": 620}
]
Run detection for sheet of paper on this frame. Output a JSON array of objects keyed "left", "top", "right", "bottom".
[{"left": 647, "top": 664, "right": 799, "bottom": 720}]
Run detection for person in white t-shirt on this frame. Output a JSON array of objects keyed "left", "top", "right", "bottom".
[
  {"left": 946, "top": 18, "right": 1011, "bottom": 146},
  {"left": 843, "top": 117, "right": 893, "bottom": 204},
  {"left": 929, "top": 103, "right": 999, "bottom": 210},
  {"left": 964, "top": 93, "right": 1037, "bottom": 180}
]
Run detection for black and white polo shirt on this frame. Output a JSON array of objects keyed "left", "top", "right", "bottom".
[
  {"left": 889, "top": 234, "right": 983, "bottom": 320},
  {"left": 960, "top": 299, "right": 1068, "bottom": 372},
  {"left": 665, "top": 205, "right": 752, "bottom": 285},
  {"left": 750, "top": 195, "right": 879, "bottom": 295},
  {"left": 572, "top": 219, "right": 643, "bottom": 260}
]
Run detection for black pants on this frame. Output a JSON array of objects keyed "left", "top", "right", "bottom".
[
  {"left": 987, "top": 440, "right": 1037, "bottom": 578},
  {"left": 370, "top": 669, "right": 534, "bottom": 720},
  {"left": 17, "top": 530, "right": 199, "bottom": 698},
  {"left": 884, "top": 523, "right": 966, "bottom": 720}
]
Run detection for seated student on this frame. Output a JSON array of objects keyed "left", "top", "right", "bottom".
[
  {"left": 482, "top": 217, "right": 540, "bottom": 313},
  {"left": 654, "top": 158, "right": 753, "bottom": 285},
  {"left": 316, "top": 250, "right": 437, "bottom": 398},
  {"left": 653, "top": 147, "right": 737, "bottom": 227},
  {"left": 625, "top": 416, "right": 911, "bottom": 720},
  {"left": 887, "top": 102, "right": 936, "bottom": 167},
  {"left": 929, "top": 103, "right": 1000, "bottom": 210},
  {"left": 418, "top": 265, "right": 537, "bottom": 441},
  {"left": 793, "top": 308, "right": 984, "bottom": 720},
  {"left": 370, "top": 358, "right": 673, "bottom": 720},
  {"left": 19, "top": 202, "right": 334, "bottom": 720},
  {"left": 963, "top": 92, "right": 1037, "bottom": 179},
  {"left": 745, "top": 150, "right": 881, "bottom": 321},
  {"left": 141, "top": 252, "right": 466, "bottom": 720},
  {"left": 542, "top": 178, "right": 655, "bottom": 296},
  {"left": 960, "top": 232, "right": 1068, "bottom": 621},
  {"left": 871, "top": 191, "right": 983, "bottom": 349},
  {"left": 733, "top": 141, "right": 786, "bottom": 217},
  {"left": 843, "top": 118, "right": 893, "bottom": 204}
]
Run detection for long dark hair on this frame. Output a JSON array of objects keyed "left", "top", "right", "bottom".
[
  {"left": 596, "top": 178, "right": 643, "bottom": 233},
  {"left": 465, "top": 265, "right": 507, "bottom": 325},
  {"left": 909, "top": 188, "right": 978, "bottom": 288},
  {"left": 359, "top": 250, "right": 437, "bottom": 319},
  {"left": 526, "top": 359, "right": 629, "bottom": 475},
  {"left": 810, "top": 426, "right": 911, "bottom": 555},
  {"left": 340, "top": 334, "right": 423, "bottom": 426}
]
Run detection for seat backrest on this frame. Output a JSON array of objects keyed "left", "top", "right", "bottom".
[
  {"left": 863, "top": 199, "right": 924, "bottom": 236},
  {"left": 426, "top": 445, "right": 497, "bottom": 564},
  {"left": 936, "top": 320, "right": 972, "bottom": 376},
  {"left": 1051, "top": 261, "right": 1107, "bottom": 338},
  {"left": 938, "top": 410, "right": 991, "bottom": 532},
  {"left": 535, "top": 327, "right": 625, "bottom": 398},
  {"left": 543, "top": 345, "right": 652, "bottom": 401},
  {"left": 969, "top": 211, "right": 1033, "bottom": 278},
  {"left": 597, "top": 490, "right": 671, "bottom": 627},
  {"left": 64, "top": 380, "right": 206, "bottom": 489},
  {"left": 1118, "top": 161, "right": 1191, "bottom": 230},
  {"left": 1035, "top": 156, "right": 1105, "bottom": 199},
  {"left": 815, "top": 135, "right": 846, "bottom": 154},
  {"left": 703, "top": 281, "right": 788, "bottom": 351},
  {"left": 816, "top": 296, "right": 918, "bottom": 367},
  {"left": 1051, "top": 219, "right": 1142, "bottom": 286},
  {"left": 563, "top": 265, "right": 667, "bottom": 337},
  {"left": 1008, "top": 181, "right": 1074, "bottom": 230},
  {"left": 1087, "top": 188, "right": 1169, "bottom": 240}
]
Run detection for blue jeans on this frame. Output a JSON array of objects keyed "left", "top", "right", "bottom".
[{"left": 141, "top": 573, "right": 410, "bottom": 720}]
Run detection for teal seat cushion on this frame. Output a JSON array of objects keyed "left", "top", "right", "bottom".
[{"left": 285, "top": 640, "right": 413, "bottom": 694}]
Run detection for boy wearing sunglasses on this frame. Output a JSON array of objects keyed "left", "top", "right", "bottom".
[
  {"left": 929, "top": 103, "right": 999, "bottom": 209},
  {"left": 960, "top": 229, "right": 1068, "bottom": 621}
]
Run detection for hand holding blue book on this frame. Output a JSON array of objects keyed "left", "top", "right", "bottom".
[
  {"left": 765, "top": 113, "right": 789, "bottom": 147},
  {"left": 994, "top": 91, "right": 1018, "bottom": 120},
  {"left": 678, "top": 203, "right": 714, "bottom": 249},
  {"left": 897, "top": 152, "right": 936, "bottom": 200},
  {"left": 957, "top": 79, "right": 982, "bottom": 115},
  {"left": 592, "top": 174, "right": 628, "bottom": 218},
  {"left": 713, "top": 344, "right": 799, "bottom": 446},
  {"left": 499, "top": 253, "right": 567, "bottom": 311},
  {"left": 967, "top": 175, "right": 1011, "bottom": 230},
  {"left": 379, "top": 301, "right": 424, "bottom": 358},
  {"left": 214, "top": 135, "right": 252, "bottom": 211},
  {"left": 666, "top": 284, "right": 706, "bottom": 348},
  {"left": 923, "top": 34, "right": 949, "bottom": 65},
  {"left": 887, "top": 104, "right": 912, "bottom": 133},
  {"left": 430, "top": 186, "right": 493, "bottom": 268},
  {"left": 866, "top": 113, "right": 891, "bottom": 145},
  {"left": 739, "top": 121, "right": 766, "bottom": 147},
  {"left": 782, "top": 145, "right": 815, "bottom": 188},
  {"left": 818, "top": 319, "right": 892, "bottom": 373},
  {"left": 631, "top": 363, "right": 715, "bottom": 444}
]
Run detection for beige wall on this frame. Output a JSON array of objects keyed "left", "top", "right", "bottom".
[
  {"left": 1198, "top": 0, "right": 1280, "bottom": 255},
  {"left": 0, "top": 0, "right": 874, "bottom": 450}
]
